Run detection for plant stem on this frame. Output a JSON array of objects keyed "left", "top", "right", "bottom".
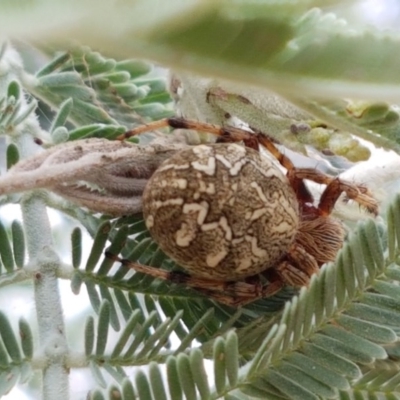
[
  {"left": 0, "top": 41, "right": 71, "bottom": 400},
  {"left": 21, "top": 193, "right": 69, "bottom": 400}
]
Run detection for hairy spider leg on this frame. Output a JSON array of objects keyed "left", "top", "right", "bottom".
[
  {"left": 106, "top": 242, "right": 320, "bottom": 307},
  {"left": 106, "top": 252, "right": 277, "bottom": 307},
  {"left": 287, "top": 169, "right": 378, "bottom": 216},
  {"left": 119, "top": 117, "right": 262, "bottom": 143},
  {"left": 120, "top": 117, "right": 378, "bottom": 216},
  {"left": 256, "top": 134, "right": 378, "bottom": 216}
]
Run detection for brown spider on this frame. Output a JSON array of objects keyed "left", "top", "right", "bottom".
[{"left": 107, "top": 117, "right": 378, "bottom": 307}]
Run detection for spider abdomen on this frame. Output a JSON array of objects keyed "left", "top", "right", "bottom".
[{"left": 143, "top": 143, "right": 299, "bottom": 281}]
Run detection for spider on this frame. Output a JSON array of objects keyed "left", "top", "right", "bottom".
[{"left": 107, "top": 117, "right": 378, "bottom": 307}]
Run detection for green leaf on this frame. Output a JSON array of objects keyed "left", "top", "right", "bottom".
[
  {"left": 123, "top": 311, "right": 158, "bottom": 359},
  {"left": 337, "top": 314, "right": 396, "bottom": 343},
  {"left": 167, "top": 356, "right": 183, "bottom": 400},
  {"left": 347, "top": 303, "right": 400, "bottom": 326},
  {"left": 111, "top": 309, "right": 142, "bottom": 359},
  {"left": 98, "top": 283, "right": 120, "bottom": 331},
  {"left": 11, "top": 220, "right": 24, "bottom": 268},
  {"left": 0, "top": 311, "right": 21, "bottom": 362},
  {"left": 112, "top": 289, "right": 132, "bottom": 322},
  {"left": 36, "top": 52, "right": 71, "bottom": 77},
  {"left": 267, "top": 369, "right": 319, "bottom": 400},
  {"left": 189, "top": 349, "right": 210, "bottom": 400},
  {"left": 0, "top": 220, "right": 14, "bottom": 272},
  {"left": 213, "top": 337, "right": 226, "bottom": 394},
  {"left": 287, "top": 352, "right": 349, "bottom": 391},
  {"left": 90, "top": 360, "right": 107, "bottom": 389},
  {"left": 85, "top": 316, "right": 95, "bottom": 356},
  {"left": 70, "top": 271, "right": 83, "bottom": 295},
  {"left": 7, "top": 81, "right": 20, "bottom": 100},
  {"left": 177, "top": 353, "right": 197, "bottom": 400},
  {"left": 322, "top": 325, "right": 387, "bottom": 359},
  {"left": 50, "top": 97, "right": 73, "bottom": 133},
  {"left": 98, "top": 226, "right": 129, "bottom": 277},
  {"left": 86, "top": 281, "right": 101, "bottom": 313},
  {"left": 0, "top": 339, "right": 9, "bottom": 368},
  {"left": 6, "top": 144, "right": 19, "bottom": 170},
  {"left": 71, "top": 227, "right": 82, "bottom": 269},
  {"left": 85, "top": 222, "right": 111, "bottom": 272},
  {"left": 96, "top": 300, "right": 110, "bottom": 356},
  {"left": 148, "top": 362, "right": 167, "bottom": 400},
  {"left": 121, "top": 378, "right": 137, "bottom": 399},
  {"left": 302, "top": 343, "right": 361, "bottom": 379},
  {"left": 225, "top": 331, "right": 239, "bottom": 387},
  {"left": 135, "top": 370, "right": 152, "bottom": 400},
  {"left": 18, "top": 318, "right": 33, "bottom": 359}
]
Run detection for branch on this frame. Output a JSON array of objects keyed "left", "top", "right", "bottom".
[{"left": 1, "top": 138, "right": 188, "bottom": 215}]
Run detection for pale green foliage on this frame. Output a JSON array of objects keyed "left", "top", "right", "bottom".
[{"left": 1, "top": 2, "right": 400, "bottom": 399}]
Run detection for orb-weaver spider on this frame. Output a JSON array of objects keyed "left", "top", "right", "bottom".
[{"left": 107, "top": 117, "right": 378, "bottom": 306}]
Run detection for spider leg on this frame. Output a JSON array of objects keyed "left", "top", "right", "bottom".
[
  {"left": 288, "top": 168, "right": 378, "bottom": 216},
  {"left": 119, "top": 117, "right": 256, "bottom": 143},
  {"left": 121, "top": 118, "right": 377, "bottom": 215},
  {"left": 256, "top": 134, "right": 315, "bottom": 204},
  {"left": 275, "top": 243, "right": 320, "bottom": 287},
  {"left": 106, "top": 252, "right": 278, "bottom": 307},
  {"left": 257, "top": 134, "right": 378, "bottom": 214}
]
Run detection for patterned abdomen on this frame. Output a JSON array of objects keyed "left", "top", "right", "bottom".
[{"left": 143, "top": 143, "right": 299, "bottom": 281}]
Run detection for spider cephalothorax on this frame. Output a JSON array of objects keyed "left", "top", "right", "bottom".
[{"left": 109, "top": 117, "right": 378, "bottom": 306}]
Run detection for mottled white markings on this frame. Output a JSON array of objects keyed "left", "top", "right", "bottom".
[
  {"left": 198, "top": 180, "right": 216, "bottom": 194},
  {"left": 155, "top": 198, "right": 184, "bottom": 208},
  {"left": 162, "top": 179, "right": 187, "bottom": 189},
  {"left": 201, "top": 222, "right": 219, "bottom": 231},
  {"left": 249, "top": 159, "right": 286, "bottom": 181},
  {"left": 245, "top": 235, "right": 268, "bottom": 258},
  {"left": 206, "top": 183, "right": 215, "bottom": 194},
  {"left": 191, "top": 157, "right": 216, "bottom": 176},
  {"left": 219, "top": 216, "right": 232, "bottom": 240},
  {"left": 146, "top": 215, "right": 154, "bottom": 228},
  {"left": 278, "top": 197, "right": 298, "bottom": 225},
  {"left": 157, "top": 164, "right": 175, "bottom": 172},
  {"left": 206, "top": 250, "right": 228, "bottom": 268},
  {"left": 215, "top": 154, "right": 232, "bottom": 169},
  {"left": 201, "top": 217, "right": 232, "bottom": 241},
  {"left": 158, "top": 163, "right": 190, "bottom": 172},
  {"left": 192, "top": 145, "right": 213, "bottom": 157},
  {"left": 215, "top": 154, "right": 247, "bottom": 176},
  {"left": 274, "top": 221, "right": 293, "bottom": 233},
  {"left": 173, "top": 179, "right": 188, "bottom": 189},
  {"left": 227, "top": 143, "right": 246, "bottom": 155},
  {"left": 250, "top": 181, "right": 268, "bottom": 203},
  {"left": 250, "top": 208, "right": 268, "bottom": 221},
  {"left": 176, "top": 222, "right": 196, "bottom": 247},
  {"left": 183, "top": 201, "right": 209, "bottom": 225},
  {"left": 229, "top": 159, "right": 247, "bottom": 176},
  {"left": 236, "top": 258, "right": 252, "bottom": 272}
]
